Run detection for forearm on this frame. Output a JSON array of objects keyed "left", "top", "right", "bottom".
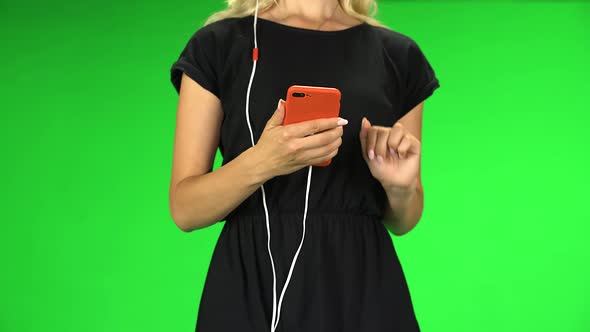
[
  {"left": 170, "top": 147, "right": 273, "bottom": 232},
  {"left": 381, "top": 178, "right": 424, "bottom": 236}
]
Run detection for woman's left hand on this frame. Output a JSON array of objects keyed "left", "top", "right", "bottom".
[{"left": 359, "top": 117, "right": 420, "bottom": 190}]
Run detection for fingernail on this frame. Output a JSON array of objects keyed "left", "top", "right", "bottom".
[
  {"left": 337, "top": 118, "right": 348, "bottom": 126},
  {"left": 377, "top": 155, "right": 383, "bottom": 163},
  {"left": 368, "top": 149, "right": 374, "bottom": 160},
  {"left": 389, "top": 147, "right": 394, "bottom": 155}
]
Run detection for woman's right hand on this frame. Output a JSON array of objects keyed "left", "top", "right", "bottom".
[{"left": 252, "top": 99, "right": 348, "bottom": 177}]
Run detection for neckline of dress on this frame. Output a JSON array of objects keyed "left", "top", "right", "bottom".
[{"left": 250, "top": 15, "right": 369, "bottom": 35}]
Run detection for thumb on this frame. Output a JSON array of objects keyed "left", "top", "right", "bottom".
[
  {"left": 266, "top": 99, "right": 286, "bottom": 129},
  {"left": 359, "top": 116, "right": 370, "bottom": 150}
]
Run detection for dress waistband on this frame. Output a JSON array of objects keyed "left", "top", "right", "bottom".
[{"left": 226, "top": 210, "right": 383, "bottom": 221}]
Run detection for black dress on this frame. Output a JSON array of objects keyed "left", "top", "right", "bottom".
[{"left": 170, "top": 15, "right": 440, "bottom": 332}]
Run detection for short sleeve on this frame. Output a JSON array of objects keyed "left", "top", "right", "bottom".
[
  {"left": 170, "top": 28, "right": 220, "bottom": 98},
  {"left": 402, "top": 38, "right": 440, "bottom": 114}
]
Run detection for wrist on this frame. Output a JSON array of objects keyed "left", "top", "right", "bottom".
[
  {"left": 382, "top": 178, "right": 418, "bottom": 204},
  {"left": 239, "top": 146, "right": 275, "bottom": 186}
]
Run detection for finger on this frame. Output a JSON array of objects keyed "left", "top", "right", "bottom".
[
  {"left": 387, "top": 122, "right": 405, "bottom": 156},
  {"left": 265, "top": 99, "right": 286, "bottom": 130},
  {"left": 406, "top": 134, "right": 421, "bottom": 155},
  {"left": 397, "top": 134, "right": 412, "bottom": 159},
  {"left": 307, "top": 145, "right": 339, "bottom": 166},
  {"left": 304, "top": 135, "right": 341, "bottom": 161},
  {"left": 359, "top": 117, "right": 369, "bottom": 159},
  {"left": 288, "top": 117, "right": 348, "bottom": 138},
  {"left": 297, "top": 126, "right": 342, "bottom": 150},
  {"left": 374, "top": 127, "right": 390, "bottom": 162},
  {"left": 366, "top": 120, "right": 377, "bottom": 161}
]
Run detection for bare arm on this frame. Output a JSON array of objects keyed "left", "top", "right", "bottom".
[
  {"left": 382, "top": 101, "right": 425, "bottom": 236},
  {"left": 169, "top": 73, "right": 272, "bottom": 232}
]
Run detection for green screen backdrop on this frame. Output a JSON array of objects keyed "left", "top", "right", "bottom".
[{"left": 1, "top": 0, "right": 588, "bottom": 331}]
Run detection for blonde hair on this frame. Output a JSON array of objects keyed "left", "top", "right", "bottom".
[{"left": 204, "top": 0, "right": 388, "bottom": 29}]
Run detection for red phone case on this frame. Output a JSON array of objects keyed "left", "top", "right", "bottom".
[{"left": 283, "top": 85, "right": 342, "bottom": 167}]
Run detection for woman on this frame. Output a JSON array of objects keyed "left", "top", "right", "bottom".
[{"left": 169, "top": 0, "right": 440, "bottom": 331}]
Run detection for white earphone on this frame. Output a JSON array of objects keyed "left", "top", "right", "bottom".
[{"left": 245, "top": 1, "right": 313, "bottom": 331}]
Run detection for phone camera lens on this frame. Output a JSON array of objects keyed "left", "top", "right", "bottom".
[{"left": 292, "top": 92, "right": 305, "bottom": 98}]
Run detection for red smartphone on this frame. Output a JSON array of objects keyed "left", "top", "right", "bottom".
[{"left": 283, "top": 85, "right": 342, "bottom": 167}]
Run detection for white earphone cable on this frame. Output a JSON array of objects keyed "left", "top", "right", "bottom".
[
  {"left": 273, "top": 165, "right": 312, "bottom": 331},
  {"left": 246, "top": 1, "right": 312, "bottom": 331}
]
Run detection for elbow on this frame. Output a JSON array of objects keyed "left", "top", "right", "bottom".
[
  {"left": 169, "top": 196, "right": 195, "bottom": 232},
  {"left": 170, "top": 203, "right": 214, "bottom": 233},
  {"left": 168, "top": 183, "right": 220, "bottom": 232},
  {"left": 169, "top": 183, "right": 196, "bottom": 232},
  {"left": 391, "top": 209, "right": 424, "bottom": 236},
  {"left": 391, "top": 222, "right": 418, "bottom": 236},
  {"left": 175, "top": 220, "right": 194, "bottom": 233},
  {"left": 383, "top": 209, "right": 423, "bottom": 236},
  {"left": 389, "top": 190, "right": 424, "bottom": 236},
  {"left": 170, "top": 208, "right": 193, "bottom": 233}
]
